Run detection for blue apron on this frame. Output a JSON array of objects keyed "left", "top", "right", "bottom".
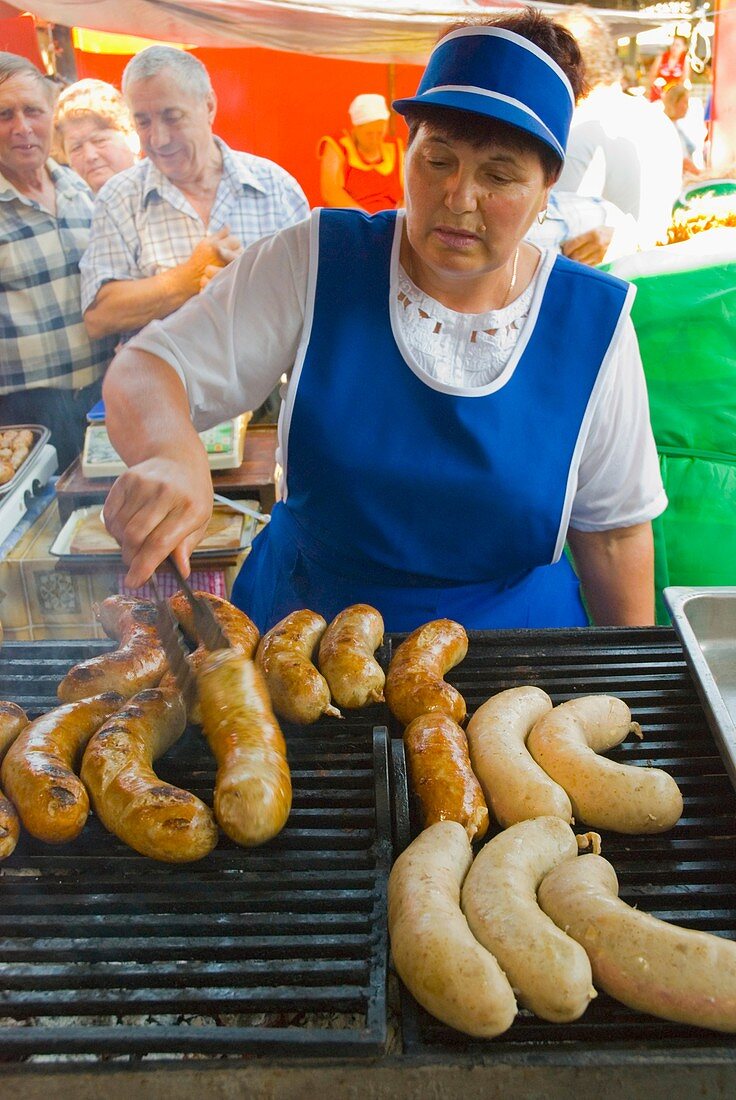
[{"left": 233, "top": 210, "right": 631, "bottom": 632}]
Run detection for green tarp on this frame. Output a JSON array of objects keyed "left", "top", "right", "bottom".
[{"left": 609, "top": 230, "right": 736, "bottom": 622}]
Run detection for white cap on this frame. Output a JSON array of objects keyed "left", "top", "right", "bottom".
[{"left": 348, "top": 93, "right": 390, "bottom": 127}]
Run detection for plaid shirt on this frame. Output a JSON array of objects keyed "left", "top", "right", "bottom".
[
  {"left": 80, "top": 137, "right": 309, "bottom": 334},
  {"left": 0, "top": 160, "right": 115, "bottom": 395}
]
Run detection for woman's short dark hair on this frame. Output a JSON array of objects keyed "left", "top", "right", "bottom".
[{"left": 402, "top": 8, "right": 587, "bottom": 185}]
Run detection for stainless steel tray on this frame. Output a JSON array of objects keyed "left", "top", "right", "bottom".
[
  {"left": 664, "top": 586, "right": 736, "bottom": 790},
  {"left": 0, "top": 424, "right": 51, "bottom": 497}
]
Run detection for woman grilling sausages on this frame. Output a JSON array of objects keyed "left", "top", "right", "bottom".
[{"left": 102, "top": 9, "right": 666, "bottom": 632}]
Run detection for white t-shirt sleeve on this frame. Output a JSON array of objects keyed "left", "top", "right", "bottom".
[
  {"left": 128, "top": 217, "right": 312, "bottom": 430},
  {"left": 569, "top": 316, "right": 667, "bottom": 531}
]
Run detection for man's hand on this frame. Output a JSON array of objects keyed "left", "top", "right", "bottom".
[
  {"left": 199, "top": 263, "right": 227, "bottom": 292},
  {"left": 183, "top": 226, "right": 242, "bottom": 292},
  {"left": 562, "top": 226, "right": 614, "bottom": 267},
  {"left": 103, "top": 451, "right": 213, "bottom": 590}
]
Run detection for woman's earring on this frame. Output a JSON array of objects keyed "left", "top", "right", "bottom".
[{"left": 537, "top": 208, "right": 547, "bottom": 225}]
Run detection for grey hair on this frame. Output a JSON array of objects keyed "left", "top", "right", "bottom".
[
  {"left": 0, "top": 52, "right": 55, "bottom": 101},
  {"left": 122, "top": 46, "right": 212, "bottom": 99}
]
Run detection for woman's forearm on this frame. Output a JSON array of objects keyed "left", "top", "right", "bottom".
[
  {"left": 103, "top": 347, "right": 202, "bottom": 464},
  {"left": 567, "top": 522, "right": 656, "bottom": 626}
]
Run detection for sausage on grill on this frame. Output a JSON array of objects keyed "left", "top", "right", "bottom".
[
  {"left": 539, "top": 853, "right": 736, "bottom": 1032},
  {"left": 404, "top": 713, "right": 488, "bottom": 841},
  {"left": 388, "top": 821, "right": 517, "bottom": 1037},
  {"left": 527, "top": 695, "right": 683, "bottom": 833},
  {"left": 0, "top": 702, "right": 29, "bottom": 860},
  {"left": 462, "top": 816, "right": 596, "bottom": 1022},
  {"left": 81, "top": 686, "right": 218, "bottom": 862},
  {"left": 257, "top": 609, "right": 340, "bottom": 724},
  {"left": 385, "top": 619, "right": 468, "bottom": 727},
  {"left": 198, "top": 649, "right": 292, "bottom": 847},
  {"left": 2, "top": 693, "right": 125, "bottom": 844},
  {"left": 159, "top": 591, "right": 260, "bottom": 723},
  {"left": 318, "top": 604, "right": 385, "bottom": 709},
  {"left": 466, "top": 686, "right": 571, "bottom": 827},
  {"left": 57, "top": 596, "right": 167, "bottom": 702}
]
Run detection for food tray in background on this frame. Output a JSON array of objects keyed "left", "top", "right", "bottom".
[
  {"left": 388, "top": 627, "right": 736, "bottom": 1059},
  {"left": 665, "top": 586, "right": 736, "bottom": 794},
  {"left": 49, "top": 504, "right": 256, "bottom": 563},
  {"left": 0, "top": 425, "right": 51, "bottom": 498}
]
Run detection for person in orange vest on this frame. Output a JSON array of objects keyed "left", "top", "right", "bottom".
[{"left": 318, "top": 93, "right": 404, "bottom": 213}]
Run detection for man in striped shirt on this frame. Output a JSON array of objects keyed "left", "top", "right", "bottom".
[
  {"left": 81, "top": 46, "right": 309, "bottom": 356},
  {"left": 0, "top": 53, "right": 115, "bottom": 470}
]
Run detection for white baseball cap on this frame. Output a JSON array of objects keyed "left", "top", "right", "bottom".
[{"left": 348, "top": 93, "right": 390, "bottom": 127}]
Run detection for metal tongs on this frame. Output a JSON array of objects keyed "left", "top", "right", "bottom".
[{"left": 151, "top": 556, "right": 231, "bottom": 709}]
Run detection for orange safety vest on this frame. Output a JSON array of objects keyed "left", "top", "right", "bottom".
[{"left": 318, "top": 132, "right": 404, "bottom": 213}]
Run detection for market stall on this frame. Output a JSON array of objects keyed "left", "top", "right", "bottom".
[{"left": 2, "top": 7, "right": 736, "bottom": 1096}]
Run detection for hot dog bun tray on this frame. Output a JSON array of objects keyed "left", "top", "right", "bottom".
[{"left": 2, "top": 627, "right": 736, "bottom": 1081}]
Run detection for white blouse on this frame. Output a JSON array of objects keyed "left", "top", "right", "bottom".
[
  {"left": 132, "top": 212, "right": 667, "bottom": 533},
  {"left": 396, "top": 264, "right": 536, "bottom": 387}
]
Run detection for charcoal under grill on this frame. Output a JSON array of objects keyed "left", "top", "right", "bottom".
[
  {"left": 0, "top": 641, "right": 392, "bottom": 1059},
  {"left": 391, "top": 627, "right": 736, "bottom": 1057}
]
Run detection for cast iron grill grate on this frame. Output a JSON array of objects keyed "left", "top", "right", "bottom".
[
  {"left": 0, "top": 641, "right": 391, "bottom": 1059},
  {"left": 390, "top": 627, "right": 736, "bottom": 1055}
]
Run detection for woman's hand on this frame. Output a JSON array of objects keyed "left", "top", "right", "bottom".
[{"left": 103, "top": 450, "right": 213, "bottom": 590}]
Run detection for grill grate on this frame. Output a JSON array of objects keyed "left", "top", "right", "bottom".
[
  {"left": 0, "top": 641, "right": 392, "bottom": 1059},
  {"left": 390, "top": 627, "right": 736, "bottom": 1056}
]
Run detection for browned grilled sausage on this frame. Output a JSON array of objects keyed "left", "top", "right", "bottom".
[
  {"left": 256, "top": 610, "right": 341, "bottom": 724},
  {"left": 159, "top": 592, "right": 260, "bottom": 723},
  {"left": 318, "top": 604, "right": 385, "bottom": 709},
  {"left": 0, "top": 702, "right": 29, "bottom": 860},
  {"left": 57, "top": 596, "right": 167, "bottom": 702},
  {"left": 198, "top": 650, "right": 292, "bottom": 847},
  {"left": 404, "top": 713, "right": 489, "bottom": 841},
  {"left": 0, "top": 701, "right": 28, "bottom": 760},
  {"left": 1, "top": 693, "right": 125, "bottom": 844},
  {"left": 81, "top": 687, "right": 218, "bottom": 862},
  {"left": 385, "top": 619, "right": 468, "bottom": 727}
]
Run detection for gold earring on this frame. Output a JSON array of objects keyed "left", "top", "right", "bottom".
[{"left": 537, "top": 208, "right": 547, "bottom": 225}]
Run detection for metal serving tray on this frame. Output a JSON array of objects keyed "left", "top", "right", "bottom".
[
  {"left": 0, "top": 425, "right": 51, "bottom": 498},
  {"left": 664, "top": 587, "right": 736, "bottom": 793}
]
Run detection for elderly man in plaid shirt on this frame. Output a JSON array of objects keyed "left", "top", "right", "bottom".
[
  {"left": 0, "top": 53, "right": 115, "bottom": 470},
  {"left": 81, "top": 45, "right": 309, "bottom": 371}
]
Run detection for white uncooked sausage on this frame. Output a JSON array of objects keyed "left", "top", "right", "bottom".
[
  {"left": 527, "top": 695, "right": 683, "bottom": 833},
  {"left": 461, "top": 816, "right": 596, "bottom": 1022},
  {"left": 388, "top": 820, "right": 517, "bottom": 1037},
  {"left": 538, "top": 853, "right": 736, "bottom": 1033},
  {"left": 466, "top": 687, "right": 571, "bottom": 827}
]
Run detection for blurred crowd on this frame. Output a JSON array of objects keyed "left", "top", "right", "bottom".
[{"left": 0, "top": 4, "right": 730, "bottom": 471}]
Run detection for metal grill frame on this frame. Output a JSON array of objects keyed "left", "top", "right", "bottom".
[
  {"left": 389, "top": 626, "right": 736, "bottom": 1065},
  {"left": 0, "top": 640, "right": 392, "bottom": 1061}
]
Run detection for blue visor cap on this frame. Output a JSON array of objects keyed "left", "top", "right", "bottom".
[{"left": 393, "top": 26, "right": 575, "bottom": 162}]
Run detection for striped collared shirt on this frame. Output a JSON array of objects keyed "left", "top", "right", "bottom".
[
  {"left": 0, "top": 160, "right": 115, "bottom": 395},
  {"left": 80, "top": 136, "right": 309, "bottom": 335}
]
